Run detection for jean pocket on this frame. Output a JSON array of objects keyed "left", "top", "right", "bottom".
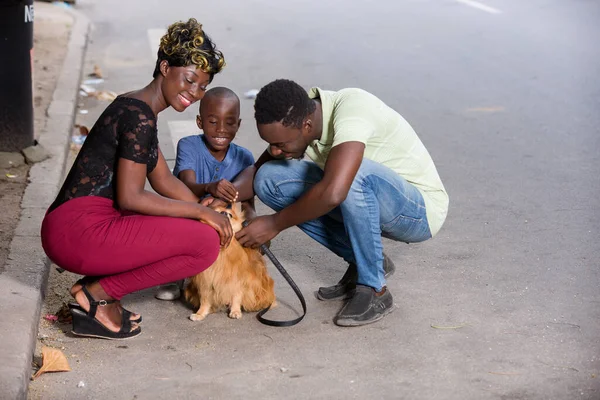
[{"left": 382, "top": 213, "right": 431, "bottom": 243}]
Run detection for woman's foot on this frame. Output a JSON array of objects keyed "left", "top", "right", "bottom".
[
  {"left": 70, "top": 277, "right": 93, "bottom": 297},
  {"left": 73, "top": 282, "right": 139, "bottom": 333},
  {"left": 71, "top": 279, "right": 141, "bottom": 322}
]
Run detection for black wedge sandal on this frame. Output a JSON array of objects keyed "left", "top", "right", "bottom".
[
  {"left": 68, "top": 303, "right": 142, "bottom": 324},
  {"left": 71, "top": 286, "right": 141, "bottom": 340},
  {"left": 69, "top": 278, "right": 142, "bottom": 324}
]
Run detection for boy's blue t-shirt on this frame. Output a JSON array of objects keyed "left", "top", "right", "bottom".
[{"left": 173, "top": 134, "right": 254, "bottom": 183}]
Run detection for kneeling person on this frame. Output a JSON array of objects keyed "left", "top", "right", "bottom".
[{"left": 233, "top": 79, "right": 449, "bottom": 326}]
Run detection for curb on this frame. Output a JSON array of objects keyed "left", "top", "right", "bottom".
[{"left": 0, "top": 7, "right": 90, "bottom": 400}]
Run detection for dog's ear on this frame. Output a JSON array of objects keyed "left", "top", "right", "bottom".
[{"left": 232, "top": 202, "right": 242, "bottom": 219}]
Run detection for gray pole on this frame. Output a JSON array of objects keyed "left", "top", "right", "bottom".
[{"left": 0, "top": 0, "right": 35, "bottom": 152}]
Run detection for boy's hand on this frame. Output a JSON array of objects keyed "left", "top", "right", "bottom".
[{"left": 206, "top": 179, "right": 239, "bottom": 203}]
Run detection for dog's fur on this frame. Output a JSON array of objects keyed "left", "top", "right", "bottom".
[{"left": 184, "top": 202, "right": 276, "bottom": 320}]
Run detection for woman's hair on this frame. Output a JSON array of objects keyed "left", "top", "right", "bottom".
[
  {"left": 254, "top": 79, "right": 316, "bottom": 129},
  {"left": 153, "top": 18, "right": 225, "bottom": 81}
]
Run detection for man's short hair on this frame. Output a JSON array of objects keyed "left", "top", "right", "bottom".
[{"left": 254, "top": 79, "right": 316, "bottom": 129}]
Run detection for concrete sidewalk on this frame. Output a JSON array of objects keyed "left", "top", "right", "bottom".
[{"left": 0, "top": 3, "right": 90, "bottom": 399}]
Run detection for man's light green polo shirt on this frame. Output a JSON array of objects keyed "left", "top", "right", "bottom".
[{"left": 305, "top": 87, "right": 449, "bottom": 236}]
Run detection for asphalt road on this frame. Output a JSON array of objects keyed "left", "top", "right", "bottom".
[{"left": 30, "top": 0, "right": 600, "bottom": 399}]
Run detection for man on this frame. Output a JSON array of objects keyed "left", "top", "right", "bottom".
[{"left": 233, "top": 79, "right": 449, "bottom": 326}]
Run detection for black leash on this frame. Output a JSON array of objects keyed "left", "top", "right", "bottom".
[{"left": 242, "top": 220, "right": 306, "bottom": 327}]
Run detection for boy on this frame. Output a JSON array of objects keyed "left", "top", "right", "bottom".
[{"left": 155, "top": 87, "right": 255, "bottom": 300}]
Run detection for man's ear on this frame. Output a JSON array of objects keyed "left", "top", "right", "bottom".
[
  {"left": 196, "top": 114, "right": 203, "bottom": 130},
  {"left": 237, "top": 118, "right": 242, "bottom": 129},
  {"left": 303, "top": 118, "right": 312, "bottom": 135},
  {"left": 159, "top": 60, "right": 169, "bottom": 77}
]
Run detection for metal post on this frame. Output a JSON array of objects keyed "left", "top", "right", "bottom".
[{"left": 0, "top": 0, "right": 35, "bottom": 152}]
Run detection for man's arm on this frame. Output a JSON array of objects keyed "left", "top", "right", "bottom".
[
  {"left": 236, "top": 142, "right": 365, "bottom": 247},
  {"left": 274, "top": 141, "right": 364, "bottom": 228}
]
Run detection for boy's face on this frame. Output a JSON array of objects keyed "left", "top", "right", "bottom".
[{"left": 197, "top": 96, "right": 241, "bottom": 153}]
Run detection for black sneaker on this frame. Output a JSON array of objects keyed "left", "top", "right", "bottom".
[
  {"left": 316, "top": 253, "right": 396, "bottom": 301},
  {"left": 334, "top": 285, "right": 394, "bottom": 327}
]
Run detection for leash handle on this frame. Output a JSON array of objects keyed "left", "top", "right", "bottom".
[{"left": 243, "top": 220, "right": 306, "bottom": 327}]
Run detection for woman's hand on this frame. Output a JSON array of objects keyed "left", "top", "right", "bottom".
[
  {"left": 206, "top": 179, "right": 238, "bottom": 203},
  {"left": 200, "top": 196, "right": 215, "bottom": 207},
  {"left": 202, "top": 196, "right": 229, "bottom": 210},
  {"left": 198, "top": 207, "right": 233, "bottom": 247}
]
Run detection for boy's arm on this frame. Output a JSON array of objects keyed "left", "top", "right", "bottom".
[
  {"left": 179, "top": 170, "right": 239, "bottom": 202},
  {"left": 232, "top": 150, "right": 276, "bottom": 202},
  {"left": 204, "top": 149, "right": 271, "bottom": 211}
]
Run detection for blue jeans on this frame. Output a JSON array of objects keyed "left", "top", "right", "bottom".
[{"left": 254, "top": 159, "right": 432, "bottom": 291}]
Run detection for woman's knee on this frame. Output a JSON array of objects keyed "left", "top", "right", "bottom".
[
  {"left": 193, "top": 226, "right": 220, "bottom": 266},
  {"left": 174, "top": 220, "right": 221, "bottom": 266}
]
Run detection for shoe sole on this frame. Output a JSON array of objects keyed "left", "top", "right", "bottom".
[
  {"left": 334, "top": 304, "right": 396, "bottom": 327},
  {"left": 154, "top": 294, "right": 181, "bottom": 301},
  {"left": 71, "top": 308, "right": 142, "bottom": 340},
  {"left": 154, "top": 284, "right": 182, "bottom": 301},
  {"left": 71, "top": 330, "right": 142, "bottom": 340},
  {"left": 315, "top": 289, "right": 353, "bottom": 302}
]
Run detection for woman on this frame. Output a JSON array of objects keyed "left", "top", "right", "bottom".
[{"left": 41, "top": 19, "right": 231, "bottom": 340}]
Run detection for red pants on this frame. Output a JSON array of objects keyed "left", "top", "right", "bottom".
[{"left": 41, "top": 196, "right": 220, "bottom": 300}]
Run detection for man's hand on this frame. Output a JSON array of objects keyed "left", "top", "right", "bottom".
[
  {"left": 235, "top": 215, "right": 280, "bottom": 248},
  {"left": 206, "top": 179, "right": 239, "bottom": 203}
]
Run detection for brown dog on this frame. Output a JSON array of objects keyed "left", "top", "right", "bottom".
[{"left": 184, "top": 202, "right": 276, "bottom": 321}]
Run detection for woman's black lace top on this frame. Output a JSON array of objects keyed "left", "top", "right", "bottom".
[{"left": 49, "top": 97, "right": 159, "bottom": 213}]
